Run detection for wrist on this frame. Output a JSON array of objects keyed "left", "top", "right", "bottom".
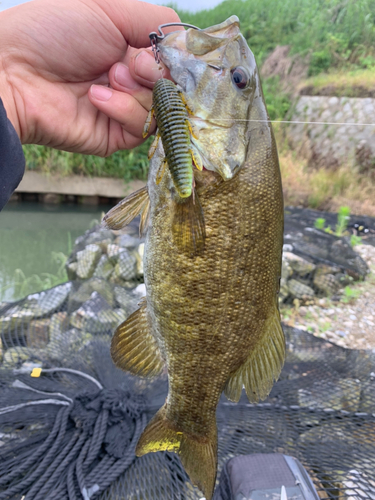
[
  {"left": 0, "top": 61, "right": 21, "bottom": 140},
  {"left": 0, "top": 6, "right": 21, "bottom": 139}
]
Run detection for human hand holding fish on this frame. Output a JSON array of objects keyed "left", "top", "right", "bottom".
[
  {"left": 0, "top": 0, "right": 178, "bottom": 154},
  {"left": 105, "top": 16, "right": 286, "bottom": 500}
]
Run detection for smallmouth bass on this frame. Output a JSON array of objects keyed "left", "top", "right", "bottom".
[{"left": 104, "top": 16, "right": 285, "bottom": 500}]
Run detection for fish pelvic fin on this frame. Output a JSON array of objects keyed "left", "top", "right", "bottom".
[
  {"left": 172, "top": 189, "right": 206, "bottom": 257},
  {"left": 110, "top": 298, "right": 164, "bottom": 378},
  {"left": 136, "top": 405, "right": 218, "bottom": 500},
  {"left": 224, "top": 305, "right": 285, "bottom": 403},
  {"left": 102, "top": 185, "right": 149, "bottom": 230}
]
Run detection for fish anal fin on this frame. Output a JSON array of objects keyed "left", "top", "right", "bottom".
[
  {"left": 172, "top": 189, "right": 206, "bottom": 257},
  {"left": 110, "top": 298, "right": 164, "bottom": 378},
  {"left": 102, "top": 186, "right": 149, "bottom": 230},
  {"left": 224, "top": 306, "right": 285, "bottom": 403},
  {"left": 136, "top": 405, "right": 217, "bottom": 500}
]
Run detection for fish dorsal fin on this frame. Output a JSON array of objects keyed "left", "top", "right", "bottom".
[
  {"left": 102, "top": 186, "right": 149, "bottom": 230},
  {"left": 224, "top": 306, "right": 285, "bottom": 402},
  {"left": 172, "top": 189, "right": 206, "bottom": 257},
  {"left": 202, "top": 16, "right": 240, "bottom": 37},
  {"left": 110, "top": 298, "right": 165, "bottom": 377},
  {"left": 186, "top": 29, "right": 226, "bottom": 55}
]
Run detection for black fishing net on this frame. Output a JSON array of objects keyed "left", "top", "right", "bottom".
[{"left": 0, "top": 217, "right": 374, "bottom": 499}]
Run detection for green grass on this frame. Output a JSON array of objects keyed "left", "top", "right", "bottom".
[
  {"left": 178, "top": 0, "right": 375, "bottom": 73},
  {"left": 24, "top": 138, "right": 152, "bottom": 181},
  {"left": 300, "top": 66, "right": 375, "bottom": 96}
]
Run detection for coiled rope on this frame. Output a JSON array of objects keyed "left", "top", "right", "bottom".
[{"left": 0, "top": 368, "right": 147, "bottom": 500}]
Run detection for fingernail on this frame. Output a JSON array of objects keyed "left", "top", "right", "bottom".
[
  {"left": 135, "top": 51, "right": 160, "bottom": 83},
  {"left": 114, "top": 63, "right": 140, "bottom": 90},
  {"left": 91, "top": 85, "right": 112, "bottom": 101}
]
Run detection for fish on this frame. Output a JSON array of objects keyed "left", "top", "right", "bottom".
[{"left": 105, "top": 15, "right": 285, "bottom": 500}]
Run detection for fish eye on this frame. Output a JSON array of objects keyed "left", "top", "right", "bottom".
[{"left": 231, "top": 67, "right": 249, "bottom": 90}]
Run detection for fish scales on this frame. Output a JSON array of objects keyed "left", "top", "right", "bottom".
[
  {"left": 107, "top": 15, "right": 285, "bottom": 500},
  {"left": 153, "top": 78, "right": 193, "bottom": 197},
  {"left": 146, "top": 144, "right": 283, "bottom": 434}
]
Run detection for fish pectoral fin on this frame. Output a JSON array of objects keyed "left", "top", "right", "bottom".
[
  {"left": 136, "top": 405, "right": 217, "bottom": 500},
  {"left": 172, "top": 189, "right": 206, "bottom": 257},
  {"left": 224, "top": 306, "right": 285, "bottom": 403},
  {"left": 110, "top": 297, "right": 164, "bottom": 378},
  {"left": 102, "top": 186, "right": 149, "bottom": 230},
  {"left": 139, "top": 196, "right": 150, "bottom": 237}
]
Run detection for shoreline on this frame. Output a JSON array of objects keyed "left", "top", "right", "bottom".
[{"left": 14, "top": 171, "right": 145, "bottom": 205}]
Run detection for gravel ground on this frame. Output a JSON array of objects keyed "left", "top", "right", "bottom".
[{"left": 280, "top": 244, "right": 375, "bottom": 350}]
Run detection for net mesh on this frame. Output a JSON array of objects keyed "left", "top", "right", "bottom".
[{"left": 0, "top": 220, "right": 374, "bottom": 499}]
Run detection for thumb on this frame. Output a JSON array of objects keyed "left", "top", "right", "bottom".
[{"left": 96, "top": 0, "right": 182, "bottom": 49}]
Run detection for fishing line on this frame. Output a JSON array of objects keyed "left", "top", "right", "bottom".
[{"left": 202, "top": 118, "right": 375, "bottom": 127}]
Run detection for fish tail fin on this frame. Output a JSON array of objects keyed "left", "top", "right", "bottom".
[
  {"left": 180, "top": 427, "right": 217, "bottom": 500},
  {"left": 136, "top": 405, "right": 217, "bottom": 500}
]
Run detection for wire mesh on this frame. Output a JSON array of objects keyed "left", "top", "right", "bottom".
[{"left": 0, "top": 221, "right": 374, "bottom": 499}]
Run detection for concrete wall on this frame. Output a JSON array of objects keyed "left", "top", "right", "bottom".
[
  {"left": 289, "top": 96, "right": 375, "bottom": 170},
  {"left": 15, "top": 171, "right": 145, "bottom": 201}
]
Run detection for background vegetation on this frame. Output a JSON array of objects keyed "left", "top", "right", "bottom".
[{"left": 23, "top": 0, "right": 375, "bottom": 191}]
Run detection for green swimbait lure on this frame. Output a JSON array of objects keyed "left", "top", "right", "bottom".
[{"left": 144, "top": 78, "right": 202, "bottom": 199}]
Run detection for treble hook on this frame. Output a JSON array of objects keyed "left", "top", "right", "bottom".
[{"left": 149, "top": 22, "right": 200, "bottom": 64}]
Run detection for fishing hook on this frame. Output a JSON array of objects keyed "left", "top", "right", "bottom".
[{"left": 149, "top": 22, "right": 201, "bottom": 64}]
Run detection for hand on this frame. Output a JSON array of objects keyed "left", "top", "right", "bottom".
[{"left": 0, "top": 0, "right": 179, "bottom": 155}]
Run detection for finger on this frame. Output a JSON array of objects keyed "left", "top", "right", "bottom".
[
  {"left": 130, "top": 49, "right": 172, "bottom": 89},
  {"left": 99, "top": 0, "right": 181, "bottom": 49},
  {"left": 88, "top": 84, "right": 156, "bottom": 138},
  {"left": 108, "top": 62, "right": 153, "bottom": 111}
]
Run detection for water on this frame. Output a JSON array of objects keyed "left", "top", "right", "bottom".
[{"left": 0, "top": 202, "right": 112, "bottom": 302}]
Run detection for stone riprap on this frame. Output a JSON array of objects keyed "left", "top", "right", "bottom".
[
  {"left": 0, "top": 208, "right": 373, "bottom": 368},
  {"left": 289, "top": 96, "right": 375, "bottom": 170}
]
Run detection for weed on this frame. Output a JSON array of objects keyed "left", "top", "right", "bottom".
[
  {"left": 335, "top": 206, "right": 351, "bottom": 236},
  {"left": 0, "top": 250, "right": 69, "bottom": 300},
  {"left": 313, "top": 206, "right": 350, "bottom": 236},
  {"left": 341, "top": 285, "right": 361, "bottom": 303},
  {"left": 350, "top": 235, "right": 362, "bottom": 247},
  {"left": 318, "top": 321, "right": 332, "bottom": 333},
  {"left": 314, "top": 218, "right": 326, "bottom": 230}
]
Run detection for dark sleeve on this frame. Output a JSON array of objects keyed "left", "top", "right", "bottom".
[{"left": 0, "top": 97, "right": 25, "bottom": 211}]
